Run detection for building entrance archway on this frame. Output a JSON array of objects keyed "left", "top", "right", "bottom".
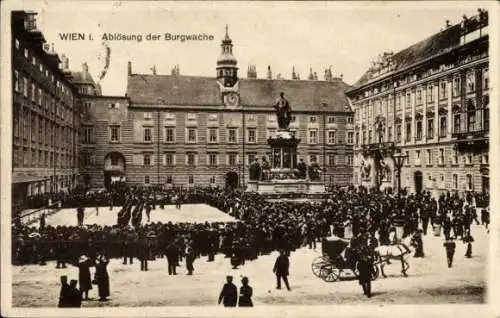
[
  {"left": 225, "top": 171, "right": 239, "bottom": 189},
  {"left": 414, "top": 171, "right": 423, "bottom": 194},
  {"left": 103, "top": 152, "right": 126, "bottom": 189}
]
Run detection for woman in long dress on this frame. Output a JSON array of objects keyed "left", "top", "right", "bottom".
[
  {"left": 77, "top": 255, "right": 92, "bottom": 300},
  {"left": 95, "top": 254, "right": 110, "bottom": 301}
]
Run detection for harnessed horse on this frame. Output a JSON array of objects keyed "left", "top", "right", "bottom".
[{"left": 374, "top": 237, "right": 412, "bottom": 277}]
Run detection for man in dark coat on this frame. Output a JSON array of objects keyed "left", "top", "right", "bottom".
[
  {"left": 77, "top": 206, "right": 84, "bottom": 226},
  {"left": 443, "top": 237, "right": 456, "bottom": 268},
  {"left": 185, "top": 247, "right": 195, "bottom": 275},
  {"left": 410, "top": 230, "right": 424, "bottom": 258},
  {"left": 238, "top": 277, "right": 253, "bottom": 307},
  {"left": 39, "top": 213, "right": 46, "bottom": 231},
  {"left": 165, "top": 242, "right": 178, "bottom": 275},
  {"left": 69, "top": 279, "right": 82, "bottom": 307},
  {"left": 356, "top": 252, "right": 373, "bottom": 297},
  {"left": 218, "top": 276, "right": 237, "bottom": 307},
  {"left": 58, "top": 275, "right": 71, "bottom": 308},
  {"left": 273, "top": 250, "right": 291, "bottom": 291}
]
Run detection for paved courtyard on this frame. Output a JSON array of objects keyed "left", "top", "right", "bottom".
[{"left": 12, "top": 204, "right": 488, "bottom": 307}]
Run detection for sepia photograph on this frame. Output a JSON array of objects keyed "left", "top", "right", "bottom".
[{"left": 1, "top": 1, "right": 498, "bottom": 317}]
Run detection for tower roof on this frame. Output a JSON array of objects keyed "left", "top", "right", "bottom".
[{"left": 217, "top": 24, "right": 237, "bottom": 66}]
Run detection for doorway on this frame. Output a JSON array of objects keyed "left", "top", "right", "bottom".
[
  {"left": 225, "top": 171, "right": 239, "bottom": 189},
  {"left": 414, "top": 171, "right": 423, "bottom": 194}
]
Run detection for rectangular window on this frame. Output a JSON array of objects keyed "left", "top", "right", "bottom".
[
  {"left": 187, "top": 128, "right": 197, "bottom": 143},
  {"left": 166, "top": 176, "right": 173, "bottom": 184},
  {"left": 426, "top": 149, "right": 432, "bottom": 165},
  {"left": 465, "top": 154, "right": 473, "bottom": 165},
  {"left": 466, "top": 174, "right": 473, "bottom": 190},
  {"left": 416, "top": 121, "right": 422, "bottom": 140},
  {"left": 452, "top": 149, "right": 458, "bottom": 165},
  {"left": 415, "top": 150, "right": 421, "bottom": 165},
  {"left": 405, "top": 122, "right": 411, "bottom": 142},
  {"left": 309, "top": 116, "right": 317, "bottom": 123},
  {"left": 405, "top": 151, "right": 410, "bottom": 165},
  {"left": 110, "top": 125, "right": 120, "bottom": 142},
  {"left": 347, "top": 132, "right": 354, "bottom": 144},
  {"left": 388, "top": 126, "right": 393, "bottom": 142},
  {"left": 439, "top": 148, "right": 444, "bottom": 165},
  {"left": 208, "top": 128, "right": 218, "bottom": 144},
  {"left": 247, "top": 153, "right": 257, "bottom": 165},
  {"left": 416, "top": 88, "right": 422, "bottom": 104},
  {"left": 228, "top": 128, "right": 237, "bottom": 143},
  {"left": 427, "top": 118, "right": 434, "bottom": 139},
  {"left": 396, "top": 94, "right": 401, "bottom": 110},
  {"left": 327, "top": 116, "right": 335, "bottom": 123},
  {"left": 347, "top": 155, "right": 353, "bottom": 167},
  {"left": 396, "top": 125, "right": 402, "bottom": 143},
  {"left": 228, "top": 153, "right": 237, "bottom": 166},
  {"left": 368, "top": 130, "right": 372, "bottom": 144},
  {"left": 187, "top": 153, "right": 196, "bottom": 166},
  {"left": 406, "top": 91, "right": 411, "bottom": 108},
  {"left": 208, "top": 152, "right": 218, "bottom": 166},
  {"left": 31, "top": 83, "right": 36, "bottom": 102},
  {"left": 143, "top": 154, "right": 151, "bottom": 166},
  {"left": 355, "top": 132, "right": 359, "bottom": 145},
  {"left": 267, "top": 128, "right": 277, "bottom": 139},
  {"left": 439, "top": 116, "right": 447, "bottom": 137},
  {"left": 308, "top": 129, "right": 318, "bottom": 144},
  {"left": 165, "top": 127, "right": 175, "bottom": 143},
  {"left": 209, "top": 176, "right": 216, "bottom": 185},
  {"left": 144, "top": 175, "right": 150, "bottom": 184},
  {"left": 327, "top": 131, "right": 336, "bottom": 144},
  {"left": 328, "top": 154, "right": 336, "bottom": 167},
  {"left": 362, "top": 131, "right": 366, "bottom": 144},
  {"left": 188, "top": 175, "right": 194, "bottom": 184},
  {"left": 347, "top": 116, "right": 354, "bottom": 124},
  {"left": 453, "top": 114, "right": 461, "bottom": 134},
  {"left": 483, "top": 68, "right": 489, "bottom": 90},
  {"left": 453, "top": 77, "right": 460, "bottom": 97},
  {"left": 247, "top": 128, "right": 256, "bottom": 143},
  {"left": 482, "top": 154, "right": 489, "bottom": 165},
  {"left": 144, "top": 127, "right": 152, "bottom": 142},
  {"left": 452, "top": 174, "right": 458, "bottom": 189},
  {"left": 427, "top": 84, "right": 434, "bottom": 102},
  {"left": 14, "top": 71, "right": 20, "bottom": 92},
  {"left": 440, "top": 81, "right": 447, "bottom": 99},
  {"left": 144, "top": 112, "right": 152, "bottom": 120},
  {"left": 164, "top": 153, "right": 174, "bottom": 166}
]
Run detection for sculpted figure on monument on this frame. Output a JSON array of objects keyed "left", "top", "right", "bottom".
[
  {"left": 274, "top": 92, "right": 292, "bottom": 130},
  {"left": 261, "top": 156, "right": 271, "bottom": 181}
]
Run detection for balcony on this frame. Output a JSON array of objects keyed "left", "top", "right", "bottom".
[
  {"left": 361, "top": 142, "right": 395, "bottom": 157},
  {"left": 453, "top": 129, "right": 489, "bottom": 153},
  {"left": 452, "top": 129, "right": 488, "bottom": 140}
]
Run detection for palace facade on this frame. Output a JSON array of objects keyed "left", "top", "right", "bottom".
[
  {"left": 11, "top": 11, "right": 85, "bottom": 205},
  {"left": 79, "top": 28, "right": 355, "bottom": 189},
  {"left": 346, "top": 9, "right": 489, "bottom": 196}
]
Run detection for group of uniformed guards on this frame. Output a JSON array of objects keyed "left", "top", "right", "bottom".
[{"left": 12, "top": 184, "right": 489, "bottom": 294}]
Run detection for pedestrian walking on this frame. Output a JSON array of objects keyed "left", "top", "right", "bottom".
[
  {"left": 238, "top": 277, "right": 253, "bottom": 307},
  {"left": 218, "top": 276, "right": 237, "bottom": 307},
  {"left": 443, "top": 237, "right": 456, "bottom": 268},
  {"left": 273, "top": 250, "right": 291, "bottom": 291},
  {"left": 185, "top": 247, "right": 195, "bottom": 275},
  {"left": 76, "top": 255, "right": 92, "bottom": 300},
  {"left": 356, "top": 253, "right": 373, "bottom": 298},
  {"left": 165, "top": 242, "right": 178, "bottom": 275},
  {"left": 95, "top": 254, "right": 110, "bottom": 301},
  {"left": 463, "top": 233, "right": 474, "bottom": 258}
]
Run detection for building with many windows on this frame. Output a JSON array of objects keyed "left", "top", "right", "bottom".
[
  {"left": 346, "top": 9, "right": 489, "bottom": 196},
  {"left": 11, "top": 11, "right": 83, "bottom": 205},
  {"left": 80, "top": 28, "right": 355, "bottom": 189}
]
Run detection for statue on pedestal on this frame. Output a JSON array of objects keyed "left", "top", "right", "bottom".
[
  {"left": 261, "top": 156, "right": 271, "bottom": 181},
  {"left": 297, "top": 158, "right": 307, "bottom": 179},
  {"left": 274, "top": 92, "right": 292, "bottom": 130},
  {"left": 249, "top": 159, "right": 261, "bottom": 181}
]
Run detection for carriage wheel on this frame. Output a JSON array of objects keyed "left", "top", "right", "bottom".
[
  {"left": 371, "top": 264, "right": 380, "bottom": 281},
  {"left": 312, "top": 256, "right": 328, "bottom": 277},
  {"left": 320, "top": 265, "right": 340, "bottom": 282}
]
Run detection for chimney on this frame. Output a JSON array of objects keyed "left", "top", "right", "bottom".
[
  {"left": 267, "top": 65, "right": 272, "bottom": 80},
  {"left": 308, "top": 67, "right": 314, "bottom": 80},
  {"left": 127, "top": 61, "right": 132, "bottom": 76},
  {"left": 292, "top": 66, "right": 296, "bottom": 80},
  {"left": 151, "top": 65, "right": 157, "bottom": 75},
  {"left": 445, "top": 20, "right": 451, "bottom": 28},
  {"left": 82, "top": 62, "right": 89, "bottom": 79}
]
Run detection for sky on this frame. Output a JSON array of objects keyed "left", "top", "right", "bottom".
[{"left": 13, "top": 1, "right": 488, "bottom": 96}]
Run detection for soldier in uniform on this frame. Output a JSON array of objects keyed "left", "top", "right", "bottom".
[
  {"left": 185, "top": 246, "right": 195, "bottom": 275},
  {"left": 139, "top": 234, "right": 149, "bottom": 271},
  {"left": 356, "top": 249, "right": 373, "bottom": 297}
]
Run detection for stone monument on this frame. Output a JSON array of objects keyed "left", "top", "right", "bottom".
[{"left": 246, "top": 92, "right": 326, "bottom": 197}]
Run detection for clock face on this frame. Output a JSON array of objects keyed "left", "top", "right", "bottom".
[{"left": 224, "top": 93, "right": 239, "bottom": 107}]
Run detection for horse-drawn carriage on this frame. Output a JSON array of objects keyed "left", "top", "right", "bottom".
[{"left": 312, "top": 235, "right": 380, "bottom": 282}]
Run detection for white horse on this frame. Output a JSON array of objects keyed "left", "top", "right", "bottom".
[{"left": 374, "top": 236, "right": 412, "bottom": 278}]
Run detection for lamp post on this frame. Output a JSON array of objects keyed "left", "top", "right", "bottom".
[{"left": 392, "top": 150, "right": 408, "bottom": 196}]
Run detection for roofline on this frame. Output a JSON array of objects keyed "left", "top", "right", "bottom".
[
  {"left": 347, "top": 34, "right": 488, "bottom": 96},
  {"left": 81, "top": 95, "right": 129, "bottom": 100}
]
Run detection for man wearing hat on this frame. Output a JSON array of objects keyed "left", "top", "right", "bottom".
[
  {"left": 443, "top": 237, "right": 456, "bottom": 268},
  {"left": 273, "top": 250, "right": 291, "bottom": 291},
  {"left": 77, "top": 254, "right": 92, "bottom": 300},
  {"left": 218, "top": 275, "right": 237, "bottom": 307},
  {"left": 410, "top": 229, "right": 424, "bottom": 258}
]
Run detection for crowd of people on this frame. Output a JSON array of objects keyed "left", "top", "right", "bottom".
[{"left": 12, "top": 183, "right": 490, "bottom": 303}]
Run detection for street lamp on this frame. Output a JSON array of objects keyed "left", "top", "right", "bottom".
[{"left": 392, "top": 150, "right": 408, "bottom": 196}]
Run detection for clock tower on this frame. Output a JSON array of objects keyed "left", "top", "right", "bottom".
[{"left": 216, "top": 25, "right": 238, "bottom": 88}]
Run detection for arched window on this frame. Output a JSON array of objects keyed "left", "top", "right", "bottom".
[{"left": 467, "top": 99, "right": 475, "bottom": 132}]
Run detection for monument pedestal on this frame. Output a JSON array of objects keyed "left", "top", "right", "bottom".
[{"left": 246, "top": 129, "right": 325, "bottom": 197}]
